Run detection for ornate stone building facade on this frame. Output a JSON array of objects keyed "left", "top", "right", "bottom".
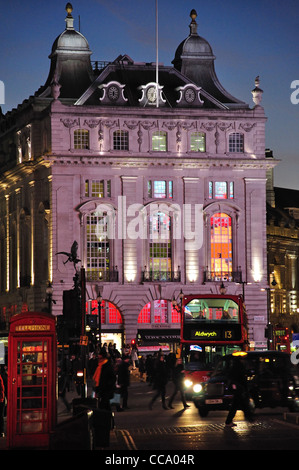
[
  {"left": 0, "top": 5, "right": 276, "bottom": 349},
  {"left": 267, "top": 179, "right": 299, "bottom": 335}
]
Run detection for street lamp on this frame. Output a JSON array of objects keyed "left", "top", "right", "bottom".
[
  {"left": 45, "top": 282, "right": 56, "bottom": 313},
  {"left": 219, "top": 282, "right": 227, "bottom": 295},
  {"left": 172, "top": 289, "right": 184, "bottom": 320}
]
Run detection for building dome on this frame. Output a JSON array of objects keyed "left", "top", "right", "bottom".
[
  {"left": 172, "top": 10, "right": 215, "bottom": 69},
  {"left": 173, "top": 10, "right": 214, "bottom": 61},
  {"left": 174, "top": 34, "right": 214, "bottom": 60},
  {"left": 172, "top": 9, "right": 247, "bottom": 108},
  {"left": 51, "top": 29, "right": 91, "bottom": 56},
  {"left": 39, "top": 3, "right": 94, "bottom": 100}
]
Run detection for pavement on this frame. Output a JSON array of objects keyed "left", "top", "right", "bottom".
[
  {"left": 1, "top": 368, "right": 299, "bottom": 450},
  {"left": 0, "top": 367, "right": 141, "bottom": 451}
]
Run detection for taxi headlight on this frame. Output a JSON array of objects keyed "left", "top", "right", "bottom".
[
  {"left": 184, "top": 379, "right": 193, "bottom": 388},
  {"left": 193, "top": 383, "right": 202, "bottom": 393}
]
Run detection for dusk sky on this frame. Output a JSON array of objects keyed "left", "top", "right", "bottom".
[{"left": 1, "top": 0, "right": 298, "bottom": 190}]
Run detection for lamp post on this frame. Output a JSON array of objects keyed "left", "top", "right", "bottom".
[
  {"left": 97, "top": 294, "right": 102, "bottom": 351},
  {"left": 172, "top": 289, "right": 184, "bottom": 327},
  {"left": 45, "top": 282, "right": 56, "bottom": 313},
  {"left": 172, "top": 289, "right": 184, "bottom": 356},
  {"left": 219, "top": 282, "right": 227, "bottom": 295}
]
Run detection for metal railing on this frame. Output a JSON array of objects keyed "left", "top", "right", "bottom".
[
  {"left": 142, "top": 270, "right": 181, "bottom": 282},
  {"left": 203, "top": 270, "right": 242, "bottom": 283},
  {"left": 86, "top": 269, "right": 119, "bottom": 282}
]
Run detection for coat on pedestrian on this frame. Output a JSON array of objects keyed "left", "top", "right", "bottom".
[
  {"left": 149, "top": 355, "right": 169, "bottom": 409},
  {"left": 117, "top": 356, "right": 131, "bottom": 408},
  {"left": 225, "top": 358, "right": 253, "bottom": 425},
  {"left": 93, "top": 355, "right": 116, "bottom": 409}
]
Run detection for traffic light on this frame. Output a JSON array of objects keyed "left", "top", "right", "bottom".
[{"left": 131, "top": 338, "right": 136, "bottom": 347}]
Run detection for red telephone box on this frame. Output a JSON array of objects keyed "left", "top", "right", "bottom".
[{"left": 7, "top": 312, "right": 57, "bottom": 448}]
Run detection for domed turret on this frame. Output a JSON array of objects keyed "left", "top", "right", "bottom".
[
  {"left": 173, "top": 9, "right": 215, "bottom": 66},
  {"left": 172, "top": 10, "right": 247, "bottom": 108},
  {"left": 40, "top": 3, "right": 94, "bottom": 100}
]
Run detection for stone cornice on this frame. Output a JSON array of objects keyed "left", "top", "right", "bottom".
[{"left": 44, "top": 153, "right": 278, "bottom": 170}]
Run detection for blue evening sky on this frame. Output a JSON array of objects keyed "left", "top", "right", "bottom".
[{"left": 0, "top": 0, "right": 298, "bottom": 189}]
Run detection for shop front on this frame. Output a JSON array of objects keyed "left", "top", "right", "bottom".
[{"left": 137, "top": 327, "right": 181, "bottom": 355}]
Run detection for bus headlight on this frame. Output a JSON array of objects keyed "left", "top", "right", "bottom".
[
  {"left": 193, "top": 383, "right": 202, "bottom": 394},
  {"left": 184, "top": 379, "right": 193, "bottom": 389}
]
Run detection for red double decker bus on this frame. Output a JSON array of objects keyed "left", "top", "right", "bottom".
[
  {"left": 273, "top": 327, "right": 290, "bottom": 354},
  {"left": 180, "top": 294, "right": 248, "bottom": 396}
]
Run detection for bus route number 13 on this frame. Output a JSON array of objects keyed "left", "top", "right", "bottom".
[{"left": 224, "top": 330, "right": 233, "bottom": 339}]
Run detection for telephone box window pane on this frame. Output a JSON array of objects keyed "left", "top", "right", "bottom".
[{"left": 16, "top": 339, "right": 49, "bottom": 434}]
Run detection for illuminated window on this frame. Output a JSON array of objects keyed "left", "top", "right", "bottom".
[
  {"left": 210, "top": 213, "right": 232, "bottom": 279},
  {"left": 171, "top": 304, "right": 181, "bottom": 323},
  {"left": 85, "top": 179, "right": 111, "bottom": 198},
  {"left": 149, "top": 211, "right": 172, "bottom": 279},
  {"left": 138, "top": 300, "right": 181, "bottom": 324},
  {"left": 190, "top": 132, "right": 205, "bottom": 152},
  {"left": 88, "top": 299, "right": 105, "bottom": 323},
  {"left": 152, "top": 131, "right": 167, "bottom": 151},
  {"left": 154, "top": 300, "right": 168, "bottom": 323},
  {"left": 229, "top": 133, "right": 244, "bottom": 153},
  {"left": 215, "top": 182, "right": 228, "bottom": 199},
  {"left": 86, "top": 212, "right": 110, "bottom": 281},
  {"left": 138, "top": 303, "right": 151, "bottom": 323},
  {"left": 88, "top": 300, "right": 122, "bottom": 324},
  {"left": 208, "top": 181, "right": 213, "bottom": 199},
  {"left": 74, "top": 129, "right": 89, "bottom": 149},
  {"left": 113, "top": 130, "right": 129, "bottom": 150},
  {"left": 108, "top": 302, "right": 123, "bottom": 323},
  {"left": 147, "top": 180, "right": 173, "bottom": 198},
  {"left": 209, "top": 182, "right": 234, "bottom": 199}
]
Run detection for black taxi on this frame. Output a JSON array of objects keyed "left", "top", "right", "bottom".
[{"left": 193, "top": 350, "right": 299, "bottom": 417}]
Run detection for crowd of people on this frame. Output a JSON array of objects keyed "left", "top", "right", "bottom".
[{"left": 58, "top": 343, "right": 190, "bottom": 413}]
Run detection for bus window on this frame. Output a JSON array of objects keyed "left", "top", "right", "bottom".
[{"left": 184, "top": 297, "right": 239, "bottom": 322}]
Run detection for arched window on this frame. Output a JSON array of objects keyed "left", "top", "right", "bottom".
[
  {"left": 138, "top": 300, "right": 181, "bottom": 324},
  {"left": 74, "top": 129, "right": 89, "bottom": 149},
  {"left": 210, "top": 212, "right": 232, "bottom": 280},
  {"left": 228, "top": 133, "right": 244, "bottom": 153},
  {"left": 149, "top": 211, "right": 171, "bottom": 280},
  {"left": 87, "top": 300, "right": 123, "bottom": 324},
  {"left": 86, "top": 211, "right": 111, "bottom": 281}
]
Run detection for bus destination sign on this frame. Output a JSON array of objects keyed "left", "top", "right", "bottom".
[{"left": 184, "top": 324, "right": 242, "bottom": 342}]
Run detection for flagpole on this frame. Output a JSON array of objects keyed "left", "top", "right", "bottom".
[{"left": 156, "top": 0, "right": 159, "bottom": 108}]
